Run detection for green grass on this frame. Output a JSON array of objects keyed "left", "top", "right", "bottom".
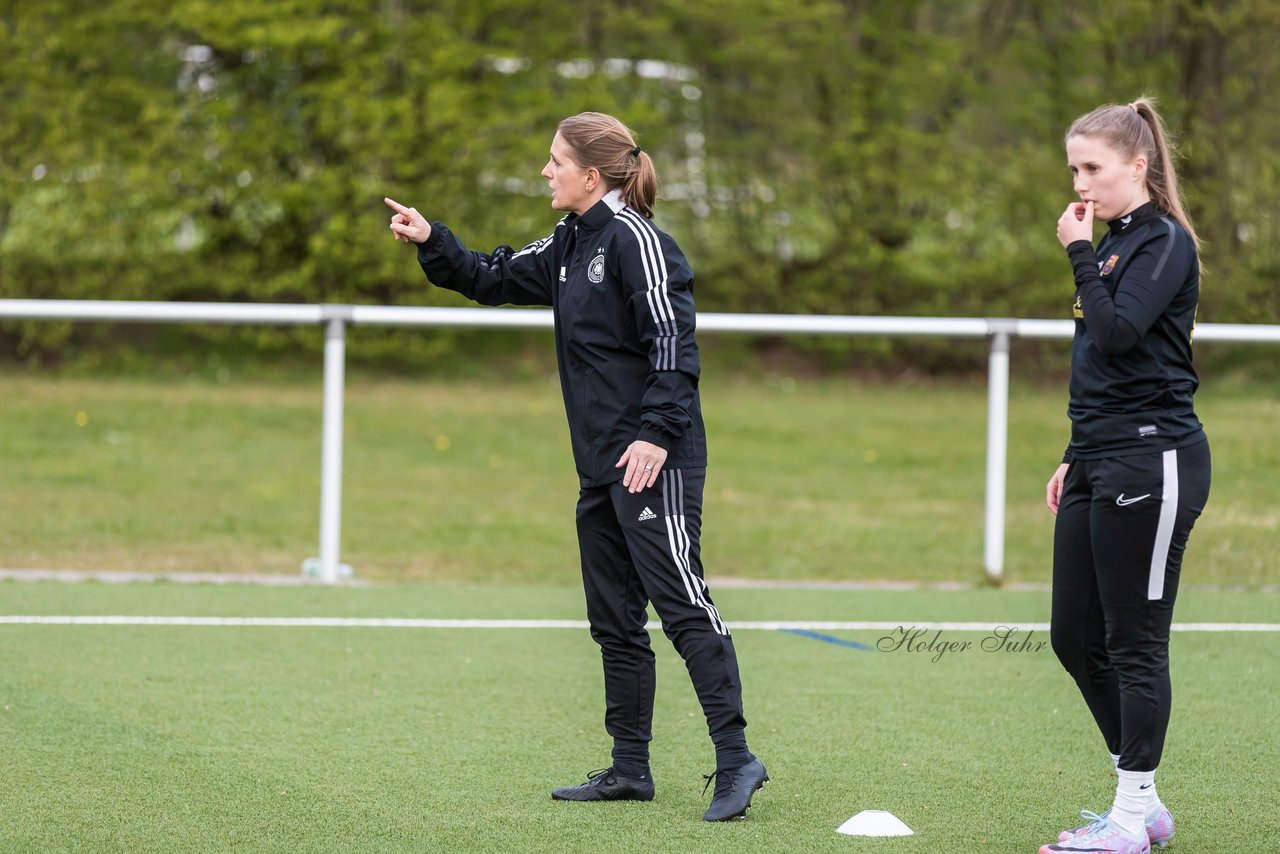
[
  {"left": 0, "top": 581, "right": 1276, "bottom": 852},
  {"left": 0, "top": 371, "right": 1276, "bottom": 586}
]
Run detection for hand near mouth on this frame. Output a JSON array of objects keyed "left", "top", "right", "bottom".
[{"left": 1057, "top": 200, "right": 1094, "bottom": 247}]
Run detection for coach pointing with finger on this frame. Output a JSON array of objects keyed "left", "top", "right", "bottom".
[{"left": 385, "top": 112, "right": 766, "bottom": 823}]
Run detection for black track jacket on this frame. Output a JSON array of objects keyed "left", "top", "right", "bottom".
[
  {"left": 1062, "top": 201, "right": 1206, "bottom": 461},
  {"left": 416, "top": 190, "right": 707, "bottom": 488}
]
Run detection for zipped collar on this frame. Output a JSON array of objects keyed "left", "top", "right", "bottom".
[
  {"left": 568, "top": 189, "right": 626, "bottom": 232},
  {"left": 1107, "top": 201, "right": 1160, "bottom": 236}
]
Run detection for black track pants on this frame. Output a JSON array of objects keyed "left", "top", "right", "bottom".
[
  {"left": 575, "top": 467, "right": 747, "bottom": 744},
  {"left": 1050, "top": 440, "right": 1211, "bottom": 772}
]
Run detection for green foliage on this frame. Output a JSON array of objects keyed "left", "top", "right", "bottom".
[{"left": 2, "top": 0, "right": 1279, "bottom": 370}]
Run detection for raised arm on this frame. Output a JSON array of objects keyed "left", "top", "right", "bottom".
[{"left": 385, "top": 196, "right": 555, "bottom": 307}]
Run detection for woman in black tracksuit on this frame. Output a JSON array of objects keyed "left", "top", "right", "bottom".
[
  {"left": 384, "top": 112, "right": 766, "bottom": 823},
  {"left": 1040, "top": 99, "right": 1211, "bottom": 854}
]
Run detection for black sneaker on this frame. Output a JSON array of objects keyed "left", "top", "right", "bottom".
[
  {"left": 702, "top": 757, "right": 768, "bottom": 821},
  {"left": 551, "top": 767, "right": 655, "bottom": 802}
]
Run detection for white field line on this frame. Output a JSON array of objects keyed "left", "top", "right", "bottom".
[
  {"left": 0, "top": 616, "right": 1277, "bottom": 632},
  {"left": 4, "top": 569, "right": 1277, "bottom": 594}
]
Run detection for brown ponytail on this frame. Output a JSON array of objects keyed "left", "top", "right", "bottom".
[
  {"left": 556, "top": 112, "right": 658, "bottom": 218},
  {"left": 1066, "top": 97, "right": 1201, "bottom": 259}
]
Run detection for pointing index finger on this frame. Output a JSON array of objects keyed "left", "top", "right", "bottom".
[{"left": 383, "top": 197, "right": 410, "bottom": 214}]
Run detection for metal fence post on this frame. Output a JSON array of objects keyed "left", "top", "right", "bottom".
[
  {"left": 983, "top": 321, "right": 1013, "bottom": 584},
  {"left": 318, "top": 309, "right": 352, "bottom": 583}
]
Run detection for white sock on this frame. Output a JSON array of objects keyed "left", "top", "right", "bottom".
[
  {"left": 1111, "top": 769, "right": 1155, "bottom": 834},
  {"left": 1144, "top": 781, "right": 1164, "bottom": 819},
  {"left": 1112, "top": 755, "right": 1164, "bottom": 818}
]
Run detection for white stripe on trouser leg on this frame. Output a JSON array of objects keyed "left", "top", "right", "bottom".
[
  {"left": 661, "top": 470, "right": 728, "bottom": 635},
  {"left": 672, "top": 473, "right": 718, "bottom": 631},
  {"left": 662, "top": 472, "right": 699, "bottom": 605},
  {"left": 665, "top": 472, "right": 726, "bottom": 634},
  {"left": 1148, "top": 449, "right": 1180, "bottom": 600}
]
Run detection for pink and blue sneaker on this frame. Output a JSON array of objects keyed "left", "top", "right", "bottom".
[
  {"left": 1039, "top": 814, "right": 1151, "bottom": 854},
  {"left": 1058, "top": 806, "right": 1174, "bottom": 848}
]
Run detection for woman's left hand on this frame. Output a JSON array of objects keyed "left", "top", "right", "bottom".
[
  {"left": 1056, "top": 200, "right": 1094, "bottom": 248},
  {"left": 616, "top": 441, "right": 668, "bottom": 494}
]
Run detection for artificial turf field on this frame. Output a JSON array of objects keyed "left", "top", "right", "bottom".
[
  {"left": 2, "top": 580, "right": 1276, "bottom": 853},
  {"left": 2, "top": 371, "right": 1276, "bottom": 850}
]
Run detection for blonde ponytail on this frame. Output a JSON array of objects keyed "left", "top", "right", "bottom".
[
  {"left": 1129, "top": 98, "right": 1200, "bottom": 255},
  {"left": 557, "top": 112, "right": 658, "bottom": 218}
]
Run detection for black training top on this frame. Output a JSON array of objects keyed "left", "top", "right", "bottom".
[
  {"left": 416, "top": 190, "right": 706, "bottom": 488},
  {"left": 1062, "top": 201, "right": 1206, "bottom": 462}
]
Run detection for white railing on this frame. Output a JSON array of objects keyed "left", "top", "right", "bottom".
[{"left": 4, "top": 298, "right": 1279, "bottom": 584}]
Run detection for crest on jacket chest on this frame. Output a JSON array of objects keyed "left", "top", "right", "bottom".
[{"left": 588, "top": 252, "right": 606, "bottom": 283}]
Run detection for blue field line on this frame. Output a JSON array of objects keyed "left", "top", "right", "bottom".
[{"left": 776, "top": 628, "right": 875, "bottom": 651}]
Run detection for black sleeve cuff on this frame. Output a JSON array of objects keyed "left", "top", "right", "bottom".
[
  {"left": 636, "top": 428, "right": 674, "bottom": 452},
  {"left": 416, "top": 222, "right": 447, "bottom": 259}
]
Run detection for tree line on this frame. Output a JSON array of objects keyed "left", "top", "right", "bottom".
[{"left": 2, "top": 0, "right": 1277, "bottom": 372}]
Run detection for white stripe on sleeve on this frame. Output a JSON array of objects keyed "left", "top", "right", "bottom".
[{"left": 617, "top": 209, "right": 678, "bottom": 371}]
